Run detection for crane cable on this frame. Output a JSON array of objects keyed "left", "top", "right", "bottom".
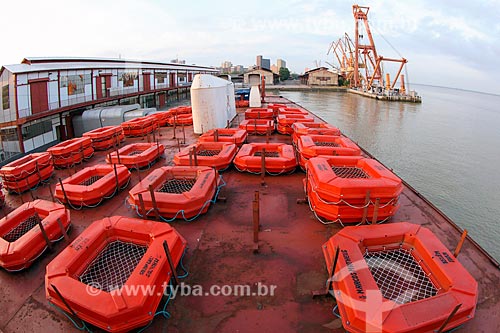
[{"left": 371, "top": 23, "right": 411, "bottom": 92}]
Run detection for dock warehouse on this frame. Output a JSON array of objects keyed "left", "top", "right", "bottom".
[{"left": 0, "top": 57, "right": 217, "bottom": 165}]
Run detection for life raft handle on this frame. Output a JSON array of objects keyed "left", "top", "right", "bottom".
[
  {"left": 50, "top": 283, "right": 84, "bottom": 326},
  {"left": 454, "top": 229, "right": 468, "bottom": 258},
  {"left": 35, "top": 211, "right": 52, "bottom": 251},
  {"left": 163, "top": 240, "right": 180, "bottom": 287},
  {"left": 436, "top": 303, "right": 462, "bottom": 333},
  {"left": 58, "top": 178, "right": 70, "bottom": 205},
  {"left": 327, "top": 246, "right": 341, "bottom": 292}
]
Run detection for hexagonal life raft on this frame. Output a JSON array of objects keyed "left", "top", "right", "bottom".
[
  {"left": 168, "top": 105, "right": 192, "bottom": 116},
  {"left": 198, "top": 128, "right": 248, "bottom": 147},
  {"left": 277, "top": 107, "right": 309, "bottom": 116},
  {"left": 0, "top": 152, "right": 53, "bottom": 193},
  {"left": 244, "top": 108, "right": 274, "bottom": 119},
  {"left": 83, "top": 126, "right": 125, "bottom": 150},
  {"left": 47, "top": 137, "right": 94, "bottom": 168},
  {"left": 238, "top": 119, "right": 275, "bottom": 135},
  {"left": 167, "top": 113, "right": 193, "bottom": 126},
  {"left": 234, "top": 143, "right": 297, "bottom": 174},
  {"left": 298, "top": 135, "right": 361, "bottom": 169},
  {"left": 267, "top": 103, "right": 287, "bottom": 117},
  {"left": 128, "top": 166, "right": 220, "bottom": 220},
  {"left": 276, "top": 114, "right": 315, "bottom": 135},
  {"left": 305, "top": 156, "right": 402, "bottom": 223},
  {"left": 0, "top": 199, "right": 70, "bottom": 272},
  {"left": 323, "top": 222, "right": 477, "bottom": 333},
  {"left": 55, "top": 164, "right": 131, "bottom": 207},
  {"left": 45, "top": 216, "right": 187, "bottom": 332},
  {"left": 173, "top": 142, "right": 238, "bottom": 171},
  {"left": 292, "top": 122, "right": 341, "bottom": 146},
  {"left": 106, "top": 143, "right": 165, "bottom": 169},
  {"left": 121, "top": 117, "right": 157, "bottom": 137}
]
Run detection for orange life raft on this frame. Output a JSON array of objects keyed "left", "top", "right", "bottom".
[
  {"left": 83, "top": 126, "right": 125, "bottom": 150},
  {"left": 292, "top": 122, "right": 341, "bottom": 146},
  {"left": 0, "top": 199, "right": 70, "bottom": 271},
  {"left": 173, "top": 142, "right": 238, "bottom": 171},
  {"left": 305, "top": 156, "right": 402, "bottom": 223},
  {"left": 198, "top": 128, "right": 248, "bottom": 147},
  {"left": 167, "top": 113, "right": 193, "bottom": 126},
  {"left": 55, "top": 164, "right": 131, "bottom": 207},
  {"left": 298, "top": 135, "right": 361, "bottom": 169},
  {"left": 278, "top": 107, "right": 309, "bottom": 116},
  {"left": 244, "top": 108, "right": 274, "bottom": 119},
  {"left": 235, "top": 100, "right": 249, "bottom": 108},
  {"left": 169, "top": 105, "right": 192, "bottom": 115},
  {"left": 267, "top": 103, "right": 287, "bottom": 117},
  {"left": 45, "top": 216, "right": 187, "bottom": 332},
  {"left": 146, "top": 111, "right": 173, "bottom": 127},
  {"left": 48, "top": 137, "right": 94, "bottom": 168},
  {"left": 276, "top": 114, "right": 315, "bottom": 135},
  {"left": 121, "top": 117, "right": 157, "bottom": 137},
  {"left": 323, "top": 222, "right": 477, "bottom": 333},
  {"left": 234, "top": 143, "right": 297, "bottom": 174},
  {"left": 128, "top": 166, "right": 220, "bottom": 220},
  {"left": 239, "top": 119, "right": 275, "bottom": 135},
  {"left": 0, "top": 152, "right": 53, "bottom": 193},
  {"left": 106, "top": 143, "right": 165, "bottom": 169}
]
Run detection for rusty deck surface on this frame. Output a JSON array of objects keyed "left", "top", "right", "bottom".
[{"left": 0, "top": 96, "right": 498, "bottom": 333}]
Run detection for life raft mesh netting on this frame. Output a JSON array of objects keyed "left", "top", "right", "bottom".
[
  {"left": 313, "top": 141, "right": 340, "bottom": 147},
  {"left": 158, "top": 178, "right": 197, "bottom": 194},
  {"left": 79, "top": 240, "right": 147, "bottom": 292},
  {"left": 196, "top": 149, "right": 221, "bottom": 157},
  {"left": 2, "top": 214, "right": 42, "bottom": 242},
  {"left": 332, "top": 166, "right": 370, "bottom": 179},
  {"left": 254, "top": 151, "right": 280, "bottom": 158},
  {"left": 364, "top": 248, "right": 438, "bottom": 304},
  {"left": 128, "top": 150, "right": 145, "bottom": 156},
  {"left": 79, "top": 175, "right": 104, "bottom": 186}
]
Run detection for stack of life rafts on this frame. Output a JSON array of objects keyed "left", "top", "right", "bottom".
[
  {"left": 239, "top": 107, "right": 275, "bottom": 135},
  {"left": 144, "top": 105, "right": 193, "bottom": 129},
  {"left": 0, "top": 152, "right": 53, "bottom": 193},
  {"left": 276, "top": 107, "right": 314, "bottom": 135},
  {"left": 291, "top": 114, "right": 403, "bottom": 225},
  {"left": 166, "top": 106, "right": 193, "bottom": 126},
  {"left": 127, "top": 126, "right": 241, "bottom": 221},
  {"left": 83, "top": 125, "right": 124, "bottom": 150},
  {"left": 47, "top": 137, "right": 94, "bottom": 168}
]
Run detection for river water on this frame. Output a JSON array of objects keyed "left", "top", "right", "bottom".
[{"left": 279, "top": 85, "right": 500, "bottom": 262}]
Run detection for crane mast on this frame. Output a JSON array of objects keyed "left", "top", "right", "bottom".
[{"left": 331, "top": 4, "right": 409, "bottom": 94}]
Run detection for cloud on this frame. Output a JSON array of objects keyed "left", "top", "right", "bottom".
[{"left": 0, "top": 0, "right": 498, "bottom": 94}]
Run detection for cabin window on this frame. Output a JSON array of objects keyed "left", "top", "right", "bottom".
[
  {"left": 121, "top": 72, "right": 137, "bottom": 87},
  {"left": 155, "top": 73, "right": 166, "bottom": 84},
  {"left": 61, "top": 74, "right": 90, "bottom": 95},
  {"left": 2, "top": 84, "right": 9, "bottom": 110},
  {"left": 22, "top": 120, "right": 52, "bottom": 140}
]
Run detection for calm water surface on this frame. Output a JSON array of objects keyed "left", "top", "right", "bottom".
[{"left": 279, "top": 85, "right": 500, "bottom": 261}]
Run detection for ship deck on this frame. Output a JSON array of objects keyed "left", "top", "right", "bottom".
[{"left": 0, "top": 96, "right": 498, "bottom": 333}]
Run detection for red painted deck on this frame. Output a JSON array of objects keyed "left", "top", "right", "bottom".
[{"left": 0, "top": 96, "right": 498, "bottom": 333}]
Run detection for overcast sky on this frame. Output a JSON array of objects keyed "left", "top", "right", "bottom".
[{"left": 2, "top": 0, "right": 499, "bottom": 94}]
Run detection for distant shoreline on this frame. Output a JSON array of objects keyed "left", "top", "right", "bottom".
[{"left": 412, "top": 83, "right": 500, "bottom": 97}]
